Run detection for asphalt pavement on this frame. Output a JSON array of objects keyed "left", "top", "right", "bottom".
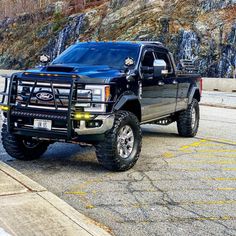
[
  {"left": 201, "top": 91, "right": 236, "bottom": 109},
  {"left": 0, "top": 105, "right": 236, "bottom": 236}
]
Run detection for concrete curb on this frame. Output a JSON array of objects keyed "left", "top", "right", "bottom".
[
  {"left": 0, "top": 161, "right": 112, "bottom": 236},
  {"left": 0, "top": 161, "right": 46, "bottom": 192},
  {"left": 37, "top": 191, "right": 113, "bottom": 236}
]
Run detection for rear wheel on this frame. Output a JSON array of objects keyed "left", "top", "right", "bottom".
[
  {"left": 177, "top": 99, "right": 200, "bottom": 137},
  {"left": 1, "top": 123, "right": 49, "bottom": 160},
  {"left": 95, "top": 111, "right": 142, "bottom": 171}
]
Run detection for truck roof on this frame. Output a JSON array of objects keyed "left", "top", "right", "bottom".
[{"left": 77, "top": 41, "right": 168, "bottom": 50}]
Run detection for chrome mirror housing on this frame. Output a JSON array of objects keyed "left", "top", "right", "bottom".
[{"left": 153, "top": 59, "right": 167, "bottom": 78}]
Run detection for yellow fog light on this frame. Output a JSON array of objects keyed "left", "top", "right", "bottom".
[
  {"left": 74, "top": 112, "right": 92, "bottom": 120},
  {"left": 0, "top": 105, "right": 10, "bottom": 111}
]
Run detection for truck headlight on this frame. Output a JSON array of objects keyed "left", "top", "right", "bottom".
[{"left": 76, "top": 85, "right": 110, "bottom": 112}]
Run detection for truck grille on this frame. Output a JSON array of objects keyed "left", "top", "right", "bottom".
[{"left": 16, "top": 80, "right": 73, "bottom": 111}]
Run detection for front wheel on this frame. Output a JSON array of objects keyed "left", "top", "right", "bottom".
[
  {"left": 95, "top": 111, "right": 142, "bottom": 171},
  {"left": 177, "top": 98, "right": 200, "bottom": 137},
  {"left": 1, "top": 123, "right": 49, "bottom": 160}
]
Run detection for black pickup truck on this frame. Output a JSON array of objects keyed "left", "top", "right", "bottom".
[{"left": 0, "top": 41, "right": 202, "bottom": 171}]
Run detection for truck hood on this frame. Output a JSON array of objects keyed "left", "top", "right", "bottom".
[{"left": 24, "top": 64, "right": 125, "bottom": 83}]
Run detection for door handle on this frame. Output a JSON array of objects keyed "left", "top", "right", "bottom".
[{"left": 172, "top": 80, "right": 178, "bottom": 85}]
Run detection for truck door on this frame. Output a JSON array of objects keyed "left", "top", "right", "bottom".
[
  {"left": 154, "top": 50, "right": 178, "bottom": 115},
  {"left": 140, "top": 48, "right": 178, "bottom": 122}
]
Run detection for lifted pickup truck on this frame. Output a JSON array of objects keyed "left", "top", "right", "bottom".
[{"left": 0, "top": 41, "right": 202, "bottom": 171}]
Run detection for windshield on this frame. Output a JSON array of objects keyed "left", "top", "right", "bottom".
[{"left": 52, "top": 43, "right": 140, "bottom": 70}]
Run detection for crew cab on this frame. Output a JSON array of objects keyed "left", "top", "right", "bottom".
[{"left": 0, "top": 41, "right": 202, "bottom": 171}]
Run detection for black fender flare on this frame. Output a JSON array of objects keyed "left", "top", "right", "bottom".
[
  {"left": 113, "top": 93, "right": 142, "bottom": 121},
  {"left": 188, "top": 86, "right": 201, "bottom": 104}
]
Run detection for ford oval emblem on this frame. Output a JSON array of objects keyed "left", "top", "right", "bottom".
[{"left": 36, "top": 91, "right": 54, "bottom": 101}]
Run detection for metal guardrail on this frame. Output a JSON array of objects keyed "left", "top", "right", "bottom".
[{"left": 0, "top": 75, "right": 11, "bottom": 106}]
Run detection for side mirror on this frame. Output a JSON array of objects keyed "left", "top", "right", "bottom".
[
  {"left": 153, "top": 59, "right": 167, "bottom": 78},
  {"left": 40, "top": 54, "right": 50, "bottom": 65}
]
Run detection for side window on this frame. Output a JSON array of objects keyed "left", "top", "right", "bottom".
[
  {"left": 142, "top": 51, "right": 155, "bottom": 67},
  {"left": 154, "top": 51, "right": 172, "bottom": 73}
]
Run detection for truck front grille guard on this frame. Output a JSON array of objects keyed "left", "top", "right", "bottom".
[
  {"left": 0, "top": 74, "right": 116, "bottom": 139},
  {"left": 16, "top": 80, "right": 74, "bottom": 110},
  {"left": 1, "top": 75, "right": 117, "bottom": 110}
]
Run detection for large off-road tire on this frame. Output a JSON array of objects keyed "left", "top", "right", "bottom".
[
  {"left": 177, "top": 98, "right": 200, "bottom": 137},
  {"left": 95, "top": 111, "right": 142, "bottom": 171},
  {"left": 1, "top": 123, "right": 49, "bottom": 160}
]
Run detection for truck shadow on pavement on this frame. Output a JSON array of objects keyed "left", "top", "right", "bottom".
[{"left": 2, "top": 128, "right": 179, "bottom": 173}]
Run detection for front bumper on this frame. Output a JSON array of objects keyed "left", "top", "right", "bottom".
[
  {"left": 75, "top": 115, "right": 115, "bottom": 135},
  {"left": 7, "top": 109, "right": 115, "bottom": 143}
]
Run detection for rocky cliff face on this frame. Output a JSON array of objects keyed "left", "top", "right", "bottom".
[{"left": 0, "top": 0, "right": 236, "bottom": 78}]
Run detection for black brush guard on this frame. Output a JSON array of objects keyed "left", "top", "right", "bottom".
[{"left": 0, "top": 73, "right": 115, "bottom": 142}]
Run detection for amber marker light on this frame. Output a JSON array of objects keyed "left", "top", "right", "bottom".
[
  {"left": 105, "top": 86, "right": 111, "bottom": 102},
  {"left": 0, "top": 105, "right": 10, "bottom": 111}
]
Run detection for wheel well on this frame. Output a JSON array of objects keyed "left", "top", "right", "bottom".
[
  {"left": 193, "top": 89, "right": 201, "bottom": 102},
  {"left": 119, "top": 100, "right": 141, "bottom": 122}
]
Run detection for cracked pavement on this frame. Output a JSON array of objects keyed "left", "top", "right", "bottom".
[{"left": 0, "top": 105, "right": 236, "bottom": 236}]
